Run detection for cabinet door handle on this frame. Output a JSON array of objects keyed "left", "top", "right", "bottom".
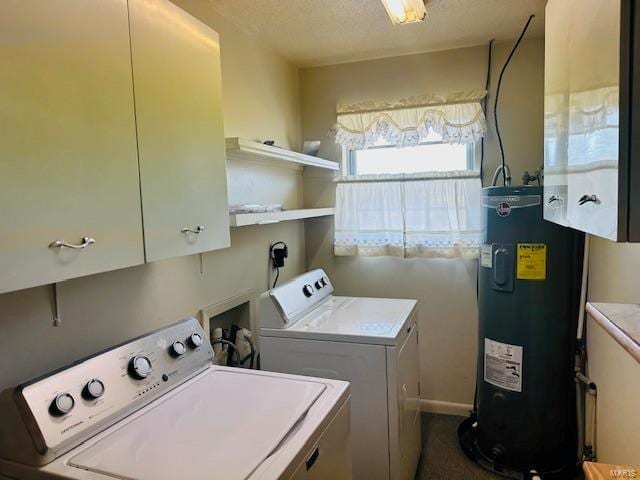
[
  {"left": 547, "top": 195, "right": 561, "bottom": 204},
  {"left": 49, "top": 237, "right": 96, "bottom": 250},
  {"left": 578, "top": 194, "right": 600, "bottom": 206},
  {"left": 181, "top": 225, "right": 205, "bottom": 234}
]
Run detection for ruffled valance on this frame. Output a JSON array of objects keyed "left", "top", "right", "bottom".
[
  {"left": 331, "top": 90, "right": 487, "bottom": 149},
  {"left": 569, "top": 85, "right": 619, "bottom": 135},
  {"left": 545, "top": 86, "right": 620, "bottom": 169}
]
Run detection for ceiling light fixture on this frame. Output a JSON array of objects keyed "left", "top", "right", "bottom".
[{"left": 380, "top": 0, "right": 427, "bottom": 25}]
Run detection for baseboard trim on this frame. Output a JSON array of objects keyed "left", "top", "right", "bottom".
[{"left": 420, "top": 399, "right": 473, "bottom": 417}]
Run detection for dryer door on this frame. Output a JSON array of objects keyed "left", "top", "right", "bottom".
[{"left": 387, "top": 318, "right": 421, "bottom": 480}]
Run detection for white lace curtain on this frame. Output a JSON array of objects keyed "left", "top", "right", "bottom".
[
  {"left": 334, "top": 173, "right": 482, "bottom": 258},
  {"left": 545, "top": 85, "right": 619, "bottom": 170},
  {"left": 332, "top": 90, "right": 487, "bottom": 149},
  {"left": 331, "top": 90, "right": 486, "bottom": 259}
]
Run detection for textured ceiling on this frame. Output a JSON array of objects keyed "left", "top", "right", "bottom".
[{"left": 209, "top": 0, "right": 545, "bottom": 67}]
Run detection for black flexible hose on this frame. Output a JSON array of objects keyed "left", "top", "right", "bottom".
[{"left": 494, "top": 14, "right": 535, "bottom": 185}]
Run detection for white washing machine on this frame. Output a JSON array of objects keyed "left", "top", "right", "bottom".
[
  {"left": 0, "top": 317, "right": 351, "bottom": 480},
  {"left": 260, "top": 269, "right": 421, "bottom": 480}
]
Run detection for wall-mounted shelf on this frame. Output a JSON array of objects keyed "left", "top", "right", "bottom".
[
  {"left": 225, "top": 138, "right": 339, "bottom": 171},
  {"left": 230, "top": 208, "right": 335, "bottom": 227}
]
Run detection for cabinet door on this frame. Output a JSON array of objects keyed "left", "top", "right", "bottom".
[
  {"left": 565, "top": 0, "right": 621, "bottom": 240},
  {"left": 129, "top": 0, "right": 230, "bottom": 262},
  {"left": 543, "top": 0, "right": 571, "bottom": 226},
  {"left": 0, "top": 0, "right": 144, "bottom": 294}
]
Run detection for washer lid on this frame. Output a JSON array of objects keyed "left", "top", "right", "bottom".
[
  {"left": 262, "top": 296, "right": 417, "bottom": 345},
  {"left": 68, "top": 369, "right": 325, "bottom": 480}
]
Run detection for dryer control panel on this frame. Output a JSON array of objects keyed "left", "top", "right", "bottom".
[
  {"left": 4, "top": 318, "right": 213, "bottom": 466},
  {"left": 267, "top": 269, "right": 334, "bottom": 326}
]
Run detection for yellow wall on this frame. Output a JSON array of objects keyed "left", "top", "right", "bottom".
[
  {"left": 300, "top": 38, "right": 545, "bottom": 409},
  {"left": 0, "top": 0, "right": 305, "bottom": 391},
  {"left": 587, "top": 238, "right": 640, "bottom": 464}
]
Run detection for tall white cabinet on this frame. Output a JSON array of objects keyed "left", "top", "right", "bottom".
[{"left": 0, "top": 0, "right": 229, "bottom": 294}]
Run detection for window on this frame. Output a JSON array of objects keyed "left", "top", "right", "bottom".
[
  {"left": 335, "top": 133, "right": 482, "bottom": 259},
  {"left": 346, "top": 133, "right": 476, "bottom": 176},
  {"left": 332, "top": 93, "right": 485, "bottom": 259}
]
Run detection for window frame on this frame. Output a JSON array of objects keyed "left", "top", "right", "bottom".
[{"left": 343, "top": 139, "right": 480, "bottom": 177}]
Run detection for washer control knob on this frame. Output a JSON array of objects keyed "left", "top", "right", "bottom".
[
  {"left": 188, "top": 333, "right": 203, "bottom": 349},
  {"left": 315, "top": 279, "right": 324, "bottom": 289},
  {"left": 82, "top": 379, "right": 105, "bottom": 400},
  {"left": 129, "top": 355, "right": 152, "bottom": 380},
  {"left": 321, "top": 276, "right": 329, "bottom": 287},
  {"left": 50, "top": 393, "right": 75, "bottom": 416},
  {"left": 170, "top": 340, "right": 186, "bottom": 357},
  {"left": 303, "top": 284, "right": 315, "bottom": 297}
]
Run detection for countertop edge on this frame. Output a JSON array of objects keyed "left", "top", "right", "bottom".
[{"left": 586, "top": 302, "right": 640, "bottom": 365}]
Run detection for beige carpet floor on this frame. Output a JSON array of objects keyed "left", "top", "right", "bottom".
[
  {"left": 415, "top": 413, "right": 585, "bottom": 480},
  {"left": 415, "top": 413, "right": 501, "bottom": 480}
]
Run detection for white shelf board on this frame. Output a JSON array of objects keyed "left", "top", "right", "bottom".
[
  {"left": 230, "top": 208, "right": 335, "bottom": 227},
  {"left": 225, "top": 138, "right": 339, "bottom": 171}
]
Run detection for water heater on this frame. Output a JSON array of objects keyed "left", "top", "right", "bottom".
[{"left": 460, "top": 186, "right": 583, "bottom": 479}]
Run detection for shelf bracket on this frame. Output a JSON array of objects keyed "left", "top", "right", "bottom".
[{"left": 50, "top": 283, "right": 62, "bottom": 327}]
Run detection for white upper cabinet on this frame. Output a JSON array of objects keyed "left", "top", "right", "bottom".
[
  {"left": 544, "top": 0, "right": 640, "bottom": 242},
  {"left": 565, "top": 0, "right": 620, "bottom": 240},
  {"left": 0, "top": 0, "right": 145, "bottom": 294},
  {"left": 0, "top": 0, "right": 230, "bottom": 294},
  {"left": 543, "top": 0, "right": 571, "bottom": 226},
  {"left": 129, "top": 0, "right": 230, "bottom": 262}
]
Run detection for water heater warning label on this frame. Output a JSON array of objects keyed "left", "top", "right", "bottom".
[
  {"left": 517, "top": 243, "right": 547, "bottom": 280},
  {"left": 484, "top": 338, "right": 523, "bottom": 392}
]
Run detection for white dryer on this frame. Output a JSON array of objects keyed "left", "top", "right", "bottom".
[
  {"left": 0, "top": 318, "right": 351, "bottom": 480},
  {"left": 260, "top": 269, "right": 421, "bottom": 480}
]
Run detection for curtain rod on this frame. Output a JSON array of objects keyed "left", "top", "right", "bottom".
[
  {"left": 337, "top": 98, "right": 486, "bottom": 116},
  {"left": 334, "top": 172, "right": 481, "bottom": 184}
]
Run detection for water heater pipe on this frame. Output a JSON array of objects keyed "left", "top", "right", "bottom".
[
  {"left": 575, "top": 376, "right": 584, "bottom": 460},
  {"left": 576, "top": 372, "right": 598, "bottom": 461},
  {"left": 584, "top": 382, "right": 598, "bottom": 460},
  {"left": 576, "top": 234, "right": 591, "bottom": 341},
  {"left": 575, "top": 234, "right": 596, "bottom": 461},
  {"left": 491, "top": 164, "right": 512, "bottom": 186}
]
